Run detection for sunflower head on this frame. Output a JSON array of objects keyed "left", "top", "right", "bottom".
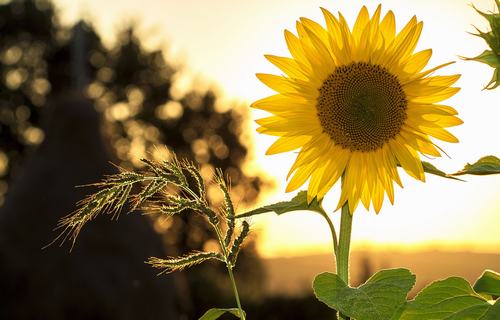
[{"left": 253, "top": 5, "right": 462, "bottom": 213}]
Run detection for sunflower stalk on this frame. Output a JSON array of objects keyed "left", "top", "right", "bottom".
[
  {"left": 53, "top": 154, "right": 249, "bottom": 319},
  {"left": 336, "top": 202, "right": 353, "bottom": 320}
]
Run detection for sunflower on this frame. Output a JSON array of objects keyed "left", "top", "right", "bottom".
[{"left": 253, "top": 5, "right": 462, "bottom": 213}]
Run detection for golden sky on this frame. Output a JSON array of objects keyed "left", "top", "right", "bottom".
[{"left": 53, "top": 0, "right": 500, "bottom": 257}]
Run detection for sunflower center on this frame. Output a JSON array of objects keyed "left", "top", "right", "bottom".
[{"left": 317, "top": 62, "right": 407, "bottom": 152}]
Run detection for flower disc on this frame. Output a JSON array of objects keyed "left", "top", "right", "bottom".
[{"left": 317, "top": 62, "right": 407, "bottom": 152}]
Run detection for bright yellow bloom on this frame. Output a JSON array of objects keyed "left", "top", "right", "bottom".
[{"left": 253, "top": 5, "right": 462, "bottom": 213}]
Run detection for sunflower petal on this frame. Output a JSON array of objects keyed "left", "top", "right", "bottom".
[
  {"left": 409, "top": 86, "right": 460, "bottom": 103},
  {"left": 352, "top": 6, "right": 370, "bottom": 43},
  {"left": 380, "top": 10, "right": 396, "bottom": 42},
  {"left": 403, "top": 49, "right": 433, "bottom": 75},
  {"left": 266, "top": 135, "right": 312, "bottom": 155},
  {"left": 284, "top": 30, "right": 312, "bottom": 70},
  {"left": 390, "top": 139, "right": 425, "bottom": 181},
  {"left": 265, "top": 55, "right": 308, "bottom": 80},
  {"left": 251, "top": 94, "right": 313, "bottom": 113}
]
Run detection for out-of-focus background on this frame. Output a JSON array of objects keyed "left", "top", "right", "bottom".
[{"left": 0, "top": 0, "right": 498, "bottom": 319}]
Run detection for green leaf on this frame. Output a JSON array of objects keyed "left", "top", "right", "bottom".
[
  {"left": 422, "top": 162, "right": 464, "bottom": 181},
  {"left": 474, "top": 270, "right": 500, "bottom": 297},
  {"left": 236, "top": 190, "right": 324, "bottom": 218},
  {"left": 199, "top": 308, "right": 245, "bottom": 320},
  {"left": 400, "top": 277, "right": 493, "bottom": 320},
  {"left": 313, "top": 268, "right": 416, "bottom": 320},
  {"left": 480, "top": 301, "right": 500, "bottom": 320},
  {"left": 453, "top": 156, "right": 500, "bottom": 176}
]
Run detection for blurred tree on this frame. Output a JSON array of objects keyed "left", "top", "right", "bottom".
[{"left": 0, "top": 0, "right": 265, "bottom": 318}]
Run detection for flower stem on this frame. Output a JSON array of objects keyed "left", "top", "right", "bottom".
[
  {"left": 337, "top": 202, "right": 353, "bottom": 320},
  {"left": 318, "top": 208, "right": 338, "bottom": 260},
  {"left": 227, "top": 265, "right": 245, "bottom": 320},
  {"left": 214, "top": 226, "right": 246, "bottom": 319}
]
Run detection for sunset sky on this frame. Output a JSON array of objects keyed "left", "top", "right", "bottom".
[{"left": 52, "top": 0, "right": 499, "bottom": 257}]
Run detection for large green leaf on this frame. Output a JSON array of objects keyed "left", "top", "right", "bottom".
[
  {"left": 199, "top": 308, "right": 244, "bottom": 320},
  {"left": 236, "top": 190, "right": 324, "bottom": 218},
  {"left": 313, "top": 268, "right": 416, "bottom": 320},
  {"left": 474, "top": 270, "right": 500, "bottom": 297},
  {"left": 453, "top": 156, "right": 500, "bottom": 176},
  {"left": 400, "top": 277, "right": 494, "bottom": 320},
  {"left": 480, "top": 301, "right": 500, "bottom": 320}
]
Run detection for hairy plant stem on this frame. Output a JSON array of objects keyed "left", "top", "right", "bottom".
[
  {"left": 318, "top": 208, "right": 338, "bottom": 263},
  {"left": 214, "top": 226, "right": 245, "bottom": 319},
  {"left": 227, "top": 265, "right": 245, "bottom": 319},
  {"left": 337, "top": 202, "right": 353, "bottom": 320}
]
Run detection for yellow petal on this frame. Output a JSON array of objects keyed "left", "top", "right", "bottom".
[
  {"left": 256, "top": 73, "right": 297, "bottom": 93},
  {"left": 299, "top": 17, "right": 330, "bottom": 47},
  {"left": 251, "top": 94, "right": 313, "bottom": 113},
  {"left": 266, "top": 135, "right": 311, "bottom": 155},
  {"left": 288, "top": 134, "right": 332, "bottom": 176},
  {"left": 407, "top": 103, "right": 458, "bottom": 116},
  {"left": 286, "top": 160, "right": 316, "bottom": 192},
  {"left": 337, "top": 13, "right": 354, "bottom": 58},
  {"left": 385, "top": 21, "right": 423, "bottom": 66},
  {"left": 256, "top": 73, "right": 319, "bottom": 98},
  {"left": 321, "top": 7, "right": 351, "bottom": 65},
  {"left": 317, "top": 147, "right": 350, "bottom": 198},
  {"left": 371, "top": 5, "right": 382, "bottom": 24},
  {"left": 431, "top": 115, "right": 463, "bottom": 127},
  {"left": 400, "top": 128, "right": 441, "bottom": 157},
  {"left": 409, "top": 87, "right": 460, "bottom": 103},
  {"left": 389, "top": 139, "right": 425, "bottom": 181},
  {"left": 284, "top": 30, "right": 311, "bottom": 70},
  {"left": 338, "top": 152, "right": 363, "bottom": 213},
  {"left": 402, "top": 49, "right": 432, "bottom": 75},
  {"left": 422, "top": 74, "right": 461, "bottom": 87},
  {"left": 420, "top": 126, "right": 459, "bottom": 143},
  {"left": 380, "top": 10, "right": 396, "bottom": 43},
  {"left": 381, "top": 144, "right": 403, "bottom": 187},
  {"left": 265, "top": 55, "right": 308, "bottom": 80},
  {"left": 416, "top": 61, "right": 455, "bottom": 79},
  {"left": 307, "top": 158, "right": 330, "bottom": 202},
  {"left": 256, "top": 114, "right": 318, "bottom": 130},
  {"left": 301, "top": 22, "right": 335, "bottom": 76},
  {"left": 372, "top": 178, "right": 385, "bottom": 213},
  {"left": 352, "top": 6, "right": 370, "bottom": 44}
]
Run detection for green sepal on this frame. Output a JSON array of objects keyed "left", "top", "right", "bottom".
[
  {"left": 313, "top": 268, "right": 416, "bottom": 320},
  {"left": 236, "top": 190, "right": 324, "bottom": 218},
  {"left": 199, "top": 308, "right": 245, "bottom": 320},
  {"left": 467, "top": 1, "right": 500, "bottom": 89},
  {"left": 464, "top": 50, "right": 500, "bottom": 68}
]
